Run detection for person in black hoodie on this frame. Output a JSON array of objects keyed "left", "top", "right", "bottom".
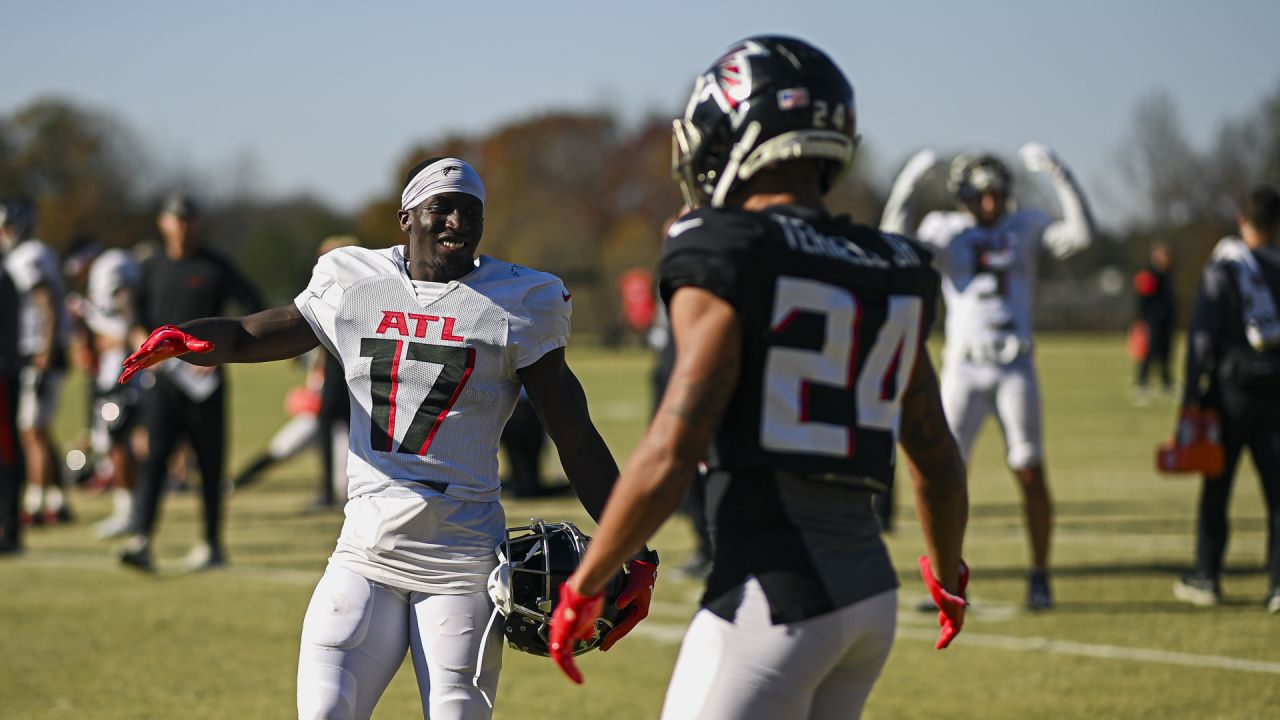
[{"left": 1173, "top": 185, "right": 1280, "bottom": 613}]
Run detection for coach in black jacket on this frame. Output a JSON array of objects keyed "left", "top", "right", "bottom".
[
  {"left": 121, "top": 194, "right": 262, "bottom": 571},
  {"left": 1174, "top": 185, "right": 1280, "bottom": 613}
]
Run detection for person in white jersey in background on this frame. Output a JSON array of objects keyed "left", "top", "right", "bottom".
[
  {"left": 881, "top": 144, "right": 1095, "bottom": 609},
  {"left": 120, "top": 157, "right": 656, "bottom": 719},
  {"left": 0, "top": 196, "right": 73, "bottom": 526},
  {"left": 63, "top": 236, "right": 142, "bottom": 538}
]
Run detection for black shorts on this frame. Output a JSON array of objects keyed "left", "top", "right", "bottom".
[{"left": 94, "top": 384, "right": 142, "bottom": 444}]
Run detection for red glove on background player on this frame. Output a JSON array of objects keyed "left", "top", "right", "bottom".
[
  {"left": 599, "top": 558, "right": 658, "bottom": 652},
  {"left": 119, "top": 325, "right": 214, "bottom": 384},
  {"left": 918, "top": 555, "right": 969, "bottom": 650},
  {"left": 548, "top": 580, "right": 603, "bottom": 684}
]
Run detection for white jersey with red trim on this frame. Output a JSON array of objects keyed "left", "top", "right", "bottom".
[
  {"left": 4, "top": 237, "right": 71, "bottom": 358},
  {"left": 295, "top": 245, "right": 570, "bottom": 504},
  {"left": 85, "top": 248, "right": 141, "bottom": 341},
  {"left": 916, "top": 209, "right": 1051, "bottom": 360},
  {"left": 294, "top": 245, "right": 570, "bottom": 593}
]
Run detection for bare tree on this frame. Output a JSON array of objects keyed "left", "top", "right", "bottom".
[{"left": 1120, "top": 91, "right": 1202, "bottom": 230}]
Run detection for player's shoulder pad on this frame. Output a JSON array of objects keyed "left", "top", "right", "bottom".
[
  {"left": 475, "top": 257, "right": 569, "bottom": 315},
  {"left": 98, "top": 247, "right": 134, "bottom": 265},
  {"left": 662, "top": 206, "right": 766, "bottom": 259},
  {"left": 7, "top": 237, "right": 51, "bottom": 266},
  {"left": 315, "top": 245, "right": 399, "bottom": 289},
  {"left": 1009, "top": 207, "right": 1053, "bottom": 233},
  {"left": 1201, "top": 256, "right": 1236, "bottom": 298}
]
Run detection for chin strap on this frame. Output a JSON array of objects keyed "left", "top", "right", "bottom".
[{"left": 472, "top": 603, "right": 503, "bottom": 709}]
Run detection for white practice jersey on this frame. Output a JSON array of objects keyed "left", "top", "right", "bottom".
[
  {"left": 4, "top": 238, "right": 70, "bottom": 357},
  {"left": 917, "top": 209, "right": 1051, "bottom": 356},
  {"left": 84, "top": 248, "right": 141, "bottom": 341},
  {"left": 295, "top": 246, "right": 570, "bottom": 504}
]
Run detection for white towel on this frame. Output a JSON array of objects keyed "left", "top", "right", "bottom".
[{"left": 1212, "top": 236, "right": 1280, "bottom": 350}]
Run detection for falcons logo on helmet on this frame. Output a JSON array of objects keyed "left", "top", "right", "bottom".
[{"left": 698, "top": 40, "right": 769, "bottom": 121}]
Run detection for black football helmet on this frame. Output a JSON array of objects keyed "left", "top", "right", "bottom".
[
  {"left": 0, "top": 196, "right": 37, "bottom": 241},
  {"left": 947, "top": 153, "right": 1012, "bottom": 202},
  {"left": 487, "top": 519, "right": 625, "bottom": 657},
  {"left": 672, "top": 35, "right": 859, "bottom": 208}
]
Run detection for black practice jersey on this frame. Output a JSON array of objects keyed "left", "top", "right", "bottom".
[
  {"left": 660, "top": 204, "right": 938, "bottom": 486},
  {"left": 658, "top": 204, "right": 939, "bottom": 622}
]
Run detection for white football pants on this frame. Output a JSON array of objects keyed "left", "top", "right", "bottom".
[
  {"left": 297, "top": 565, "right": 502, "bottom": 720},
  {"left": 660, "top": 579, "right": 897, "bottom": 720},
  {"left": 941, "top": 352, "right": 1044, "bottom": 471}
]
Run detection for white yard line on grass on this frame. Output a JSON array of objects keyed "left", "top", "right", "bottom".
[
  {"left": 20, "top": 551, "right": 1280, "bottom": 676},
  {"left": 893, "top": 626, "right": 1280, "bottom": 675},
  {"left": 631, "top": 621, "right": 1280, "bottom": 676}
]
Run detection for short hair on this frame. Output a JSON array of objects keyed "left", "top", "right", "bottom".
[
  {"left": 160, "top": 192, "right": 199, "bottom": 219},
  {"left": 1240, "top": 185, "right": 1280, "bottom": 233}
]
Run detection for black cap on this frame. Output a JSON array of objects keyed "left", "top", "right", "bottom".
[{"left": 160, "top": 193, "right": 199, "bottom": 219}]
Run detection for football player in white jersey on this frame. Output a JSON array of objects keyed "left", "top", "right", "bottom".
[
  {"left": 120, "top": 158, "right": 653, "bottom": 720},
  {"left": 0, "top": 197, "right": 73, "bottom": 525},
  {"left": 880, "top": 144, "right": 1094, "bottom": 609},
  {"left": 64, "top": 236, "right": 143, "bottom": 538}
]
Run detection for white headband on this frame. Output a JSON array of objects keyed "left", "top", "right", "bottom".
[{"left": 400, "top": 158, "right": 486, "bottom": 210}]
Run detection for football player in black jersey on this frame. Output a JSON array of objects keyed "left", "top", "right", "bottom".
[{"left": 549, "top": 36, "right": 969, "bottom": 718}]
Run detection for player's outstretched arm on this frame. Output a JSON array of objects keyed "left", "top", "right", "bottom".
[
  {"left": 880, "top": 149, "right": 938, "bottom": 236},
  {"left": 1020, "top": 142, "right": 1097, "bottom": 259},
  {"left": 120, "top": 304, "right": 319, "bottom": 383},
  {"left": 899, "top": 351, "right": 969, "bottom": 648},
  {"left": 549, "top": 286, "right": 740, "bottom": 682}
]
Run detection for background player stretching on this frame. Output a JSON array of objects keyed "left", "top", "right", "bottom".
[{"left": 881, "top": 145, "right": 1095, "bottom": 609}]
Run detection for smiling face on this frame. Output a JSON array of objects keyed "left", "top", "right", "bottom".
[{"left": 397, "top": 191, "right": 485, "bottom": 282}]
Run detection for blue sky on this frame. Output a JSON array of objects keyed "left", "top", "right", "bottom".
[{"left": 5, "top": 0, "right": 1279, "bottom": 229}]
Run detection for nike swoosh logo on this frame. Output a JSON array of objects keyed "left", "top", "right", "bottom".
[
  {"left": 562, "top": 291, "right": 572, "bottom": 302},
  {"left": 668, "top": 217, "right": 704, "bottom": 238}
]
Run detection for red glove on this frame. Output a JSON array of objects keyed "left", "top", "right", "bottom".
[
  {"left": 548, "top": 579, "right": 603, "bottom": 685},
  {"left": 600, "top": 559, "right": 658, "bottom": 652},
  {"left": 119, "top": 325, "right": 214, "bottom": 384},
  {"left": 917, "top": 555, "right": 969, "bottom": 650}
]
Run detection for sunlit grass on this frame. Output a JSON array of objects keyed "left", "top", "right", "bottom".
[{"left": 2, "top": 337, "right": 1277, "bottom": 719}]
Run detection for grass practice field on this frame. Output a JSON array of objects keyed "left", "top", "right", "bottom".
[{"left": 3, "top": 336, "right": 1278, "bottom": 719}]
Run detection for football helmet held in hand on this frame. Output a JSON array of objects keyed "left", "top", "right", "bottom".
[{"left": 487, "top": 519, "right": 625, "bottom": 657}]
